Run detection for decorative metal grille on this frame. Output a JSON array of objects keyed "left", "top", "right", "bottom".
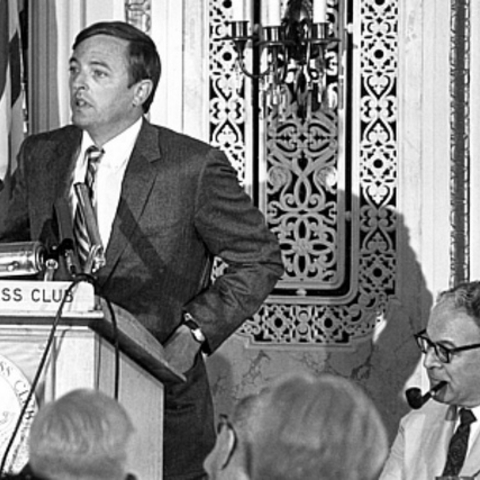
[
  {"left": 209, "top": 0, "right": 248, "bottom": 181},
  {"left": 210, "top": 0, "right": 399, "bottom": 347}
]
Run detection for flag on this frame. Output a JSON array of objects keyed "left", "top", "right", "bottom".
[{"left": 0, "top": 0, "right": 25, "bottom": 220}]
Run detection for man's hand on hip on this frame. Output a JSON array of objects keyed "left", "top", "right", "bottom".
[{"left": 164, "top": 324, "right": 202, "bottom": 374}]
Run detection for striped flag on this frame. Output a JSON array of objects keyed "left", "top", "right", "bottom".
[{"left": 0, "top": 0, "right": 25, "bottom": 219}]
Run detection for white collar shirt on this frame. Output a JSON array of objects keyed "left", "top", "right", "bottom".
[
  {"left": 466, "top": 404, "right": 480, "bottom": 455},
  {"left": 70, "top": 117, "right": 143, "bottom": 249}
]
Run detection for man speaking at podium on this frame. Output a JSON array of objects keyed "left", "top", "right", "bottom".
[{"left": 0, "top": 21, "right": 284, "bottom": 480}]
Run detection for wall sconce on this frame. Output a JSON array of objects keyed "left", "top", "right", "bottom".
[
  {"left": 225, "top": 0, "right": 339, "bottom": 120},
  {"left": 124, "top": 0, "right": 151, "bottom": 33}
]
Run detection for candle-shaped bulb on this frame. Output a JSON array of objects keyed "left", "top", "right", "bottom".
[
  {"left": 232, "top": 0, "right": 249, "bottom": 21},
  {"left": 313, "top": 0, "right": 328, "bottom": 23},
  {"left": 262, "top": 0, "right": 282, "bottom": 26}
]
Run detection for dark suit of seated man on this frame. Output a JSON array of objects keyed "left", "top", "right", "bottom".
[{"left": 380, "top": 280, "right": 480, "bottom": 480}]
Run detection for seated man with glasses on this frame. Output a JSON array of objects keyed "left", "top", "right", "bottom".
[
  {"left": 203, "top": 371, "right": 388, "bottom": 480},
  {"left": 380, "top": 280, "right": 480, "bottom": 480}
]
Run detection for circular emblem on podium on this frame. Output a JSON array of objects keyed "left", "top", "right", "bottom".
[{"left": 0, "top": 354, "right": 37, "bottom": 473}]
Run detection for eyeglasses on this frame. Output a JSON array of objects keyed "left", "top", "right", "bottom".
[
  {"left": 217, "top": 414, "right": 238, "bottom": 470},
  {"left": 414, "top": 329, "right": 480, "bottom": 363}
]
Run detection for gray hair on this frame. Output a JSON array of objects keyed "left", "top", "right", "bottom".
[
  {"left": 436, "top": 280, "right": 480, "bottom": 326},
  {"left": 28, "top": 389, "right": 134, "bottom": 480},
  {"left": 243, "top": 372, "right": 388, "bottom": 480}
]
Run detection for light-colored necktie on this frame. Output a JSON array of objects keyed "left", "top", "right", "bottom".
[{"left": 73, "top": 146, "right": 104, "bottom": 267}]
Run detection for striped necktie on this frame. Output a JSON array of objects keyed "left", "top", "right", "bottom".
[
  {"left": 73, "top": 146, "right": 104, "bottom": 268},
  {"left": 442, "top": 408, "right": 476, "bottom": 476}
]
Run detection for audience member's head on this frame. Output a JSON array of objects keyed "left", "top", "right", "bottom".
[
  {"left": 204, "top": 393, "right": 264, "bottom": 480},
  {"left": 27, "top": 389, "right": 135, "bottom": 480},
  {"left": 415, "top": 280, "right": 480, "bottom": 408},
  {"left": 204, "top": 372, "right": 388, "bottom": 480}
]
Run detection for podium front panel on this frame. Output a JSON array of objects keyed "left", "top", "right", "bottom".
[{"left": 0, "top": 322, "right": 163, "bottom": 479}]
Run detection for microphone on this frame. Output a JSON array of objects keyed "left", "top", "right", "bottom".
[
  {"left": 0, "top": 241, "right": 46, "bottom": 277},
  {"left": 405, "top": 381, "right": 447, "bottom": 409},
  {"left": 53, "top": 198, "right": 81, "bottom": 276}
]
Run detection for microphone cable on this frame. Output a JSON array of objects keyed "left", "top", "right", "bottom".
[{"left": 0, "top": 273, "right": 121, "bottom": 475}]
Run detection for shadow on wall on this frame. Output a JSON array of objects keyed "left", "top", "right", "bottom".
[{"left": 207, "top": 191, "right": 432, "bottom": 445}]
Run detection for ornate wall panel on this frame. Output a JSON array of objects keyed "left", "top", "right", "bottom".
[
  {"left": 209, "top": 0, "right": 248, "bottom": 181},
  {"left": 209, "top": 0, "right": 399, "bottom": 348}
]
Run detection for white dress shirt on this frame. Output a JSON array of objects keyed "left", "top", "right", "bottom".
[
  {"left": 70, "top": 118, "right": 143, "bottom": 249},
  {"left": 462, "top": 404, "right": 480, "bottom": 455}
]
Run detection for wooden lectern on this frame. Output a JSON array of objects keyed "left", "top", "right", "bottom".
[{"left": 0, "top": 279, "right": 185, "bottom": 479}]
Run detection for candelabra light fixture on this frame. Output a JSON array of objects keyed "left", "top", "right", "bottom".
[{"left": 225, "top": 0, "right": 340, "bottom": 120}]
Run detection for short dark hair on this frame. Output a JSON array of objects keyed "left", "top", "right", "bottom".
[
  {"left": 73, "top": 21, "right": 161, "bottom": 113},
  {"left": 436, "top": 280, "right": 480, "bottom": 326}
]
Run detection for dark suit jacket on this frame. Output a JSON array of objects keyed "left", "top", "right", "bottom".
[{"left": 0, "top": 119, "right": 284, "bottom": 479}]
